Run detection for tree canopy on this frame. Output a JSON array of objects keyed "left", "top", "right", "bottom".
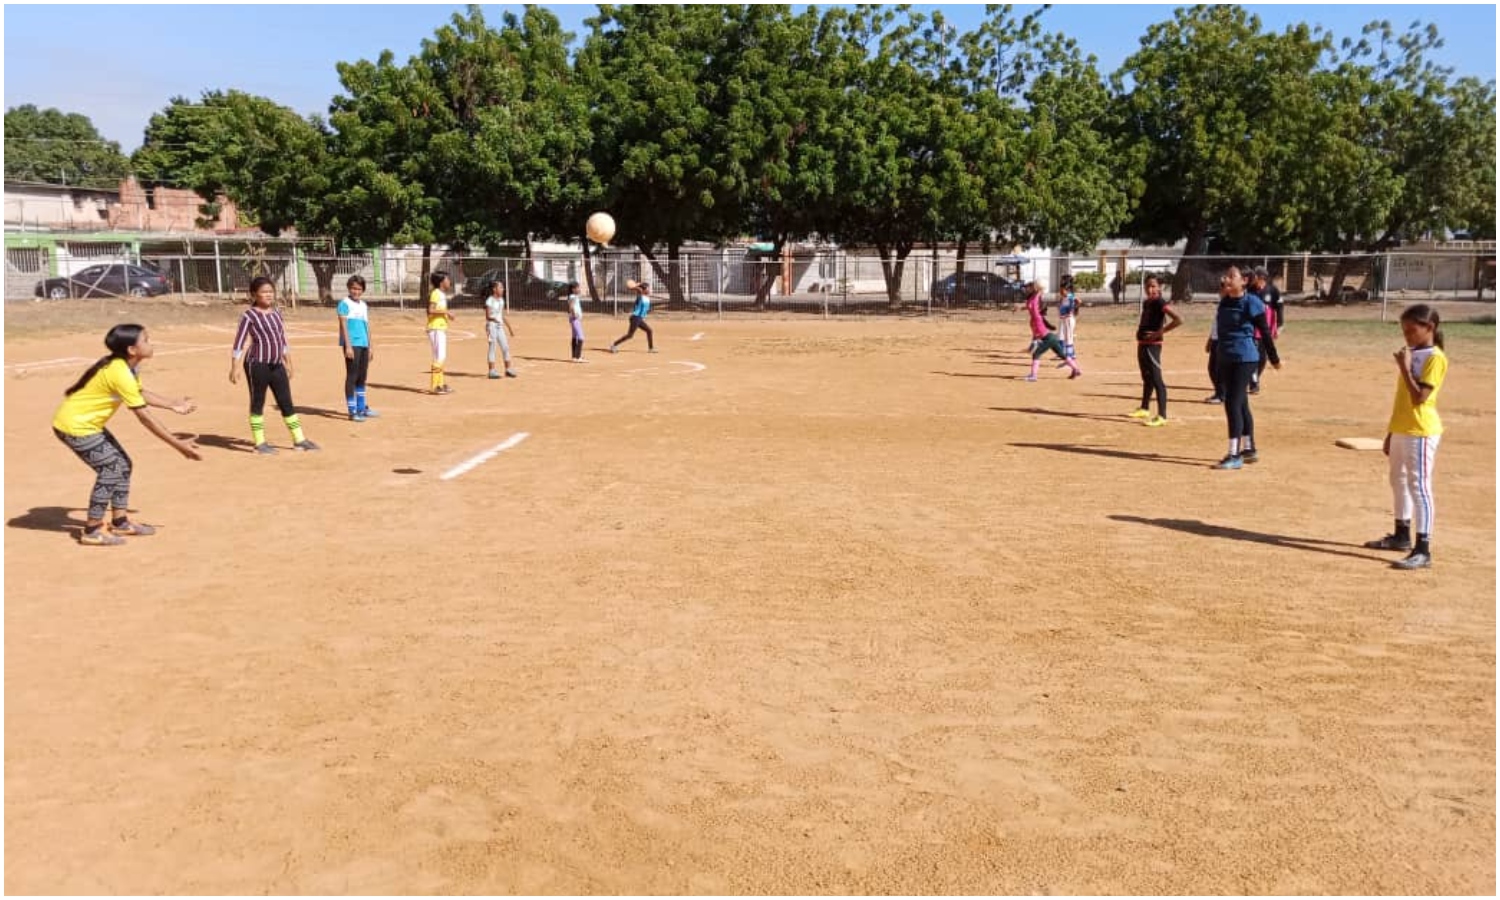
[
  {"left": 22, "top": 2, "right": 1486, "bottom": 304},
  {"left": 4, "top": 104, "right": 130, "bottom": 188}
]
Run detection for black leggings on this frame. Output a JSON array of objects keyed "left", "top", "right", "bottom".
[
  {"left": 246, "top": 361, "right": 296, "bottom": 416},
  {"left": 55, "top": 428, "right": 131, "bottom": 521},
  {"left": 615, "top": 315, "right": 653, "bottom": 350},
  {"left": 1255, "top": 339, "right": 1270, "bottom": 383},
  {"left": 1137, "top": 343, "right": 1167, "bottom": 417},
  {"left": 571, "top": 337, "right": 584, "bottom": 360},
  {"left": 343, "top": 347, "right": 370, "bottom": 398},
  {"left": 1220, "top": 359, "right": 1258, "bottom": 441},
  {"left": 1206, "top": 340, "right": 1223, "bottom": 399}
]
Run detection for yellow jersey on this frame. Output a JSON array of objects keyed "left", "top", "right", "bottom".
[
  {"left": 1388, "top": 346, "right": 1447, "bottom": 437},
  {"left": 52, "top": 358, "right": 147, "bottom": 437},
  {"left": 427, "top": 288, "right": 449, "bottom": 331}
]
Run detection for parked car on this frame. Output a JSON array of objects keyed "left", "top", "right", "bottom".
[
  {"left": 34, "top": 263, "right": 172, "bottom": 299},
  {"left": 461, "top": 268, "right": 570, "bottom": 306},
  {"left": 930, "top": 271, "right": 1025, "bottom": 306}
]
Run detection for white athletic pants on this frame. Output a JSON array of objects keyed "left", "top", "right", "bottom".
[
  {"left": 1059, "top": 314, "right": 1076, "bottom": 356},
  {"left": 427, "top": 329, "right": 447, "bottom": 365},
  {"left": 1389, "top": 434, "right": 1440, "bottom": 536}
]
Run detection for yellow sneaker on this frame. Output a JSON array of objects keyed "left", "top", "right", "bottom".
[
  {"left": 1127, "top": 408, "right": 1151, "bottom": 419},
  {"left": 1145, "top": 415, "right": 1168, "bottom": 428}
]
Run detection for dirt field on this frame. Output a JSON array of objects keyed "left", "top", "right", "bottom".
[{"left": 5, "top": 297, "right": 1495, "bottom": 894}]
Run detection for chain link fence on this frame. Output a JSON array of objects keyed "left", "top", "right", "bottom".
[{"left": 6, "top": 237, "right": 1494, "bottom": 321}]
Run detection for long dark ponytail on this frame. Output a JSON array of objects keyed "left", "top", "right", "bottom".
[
  {"left": 1400, "top": 303, "right": 1445, "bottom": 351},
  {"left": 64, "top": 324, "right": 144, "bottom": 396}
]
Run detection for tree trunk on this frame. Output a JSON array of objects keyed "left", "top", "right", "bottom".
[
  {"left": 666, "top": 242, "right": 687, "bottom": 309},
  {"left": 876, "top": 240, "right": 913, "bottom": 307},
  {"left": 581, "top": 229, "right": 601, "bottom": 304},
  {"left": 418, "top": 244, "right": 433, "bottom": 299},
  {"left": 752, "top": 234, "right": 786, "bottom": 310},
  {"left": 1326, "top": 256, "right": 1359, "bottom": 304},
  {"left": 954, "top": 239, "right": 968, "bottom": 308},
  {"left": 639, "top": 247, "right": 678, "bottom": 306},
  {"left": 308, "top": 257, "right": 338, "bottom": 305},
  {"left": 1171, "top": 222, "right": 1209, "bottom": 304}
]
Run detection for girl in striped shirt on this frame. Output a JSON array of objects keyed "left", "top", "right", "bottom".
[{"left": 229, "top": 277, "right": 319, "bottom": 454}]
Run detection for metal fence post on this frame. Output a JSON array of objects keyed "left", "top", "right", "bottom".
[
  {"left": 213, "top": 239, "right": 223, "bottom": 296},
  {"left": 1380, "top": 252, "right": 1391, "bottom": 322}
]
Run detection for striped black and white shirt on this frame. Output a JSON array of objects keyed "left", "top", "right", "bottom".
[{"left": 232, "top": 306, "right": 290, "bottom": 365}]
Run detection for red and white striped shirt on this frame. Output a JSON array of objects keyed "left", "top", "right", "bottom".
[{"left": 232, "top": 306, "right": 290, "bottom": 364}]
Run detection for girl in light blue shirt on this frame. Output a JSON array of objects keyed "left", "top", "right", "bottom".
[{"left": 609, "top": 281, "right": 656, "bottom": 354}]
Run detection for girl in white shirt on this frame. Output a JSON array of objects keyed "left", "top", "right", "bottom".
[{"left": 567, "top": 281, "right": 586, "bottom": 363}]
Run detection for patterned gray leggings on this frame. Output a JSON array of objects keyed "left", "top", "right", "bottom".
[{"left": 55, "top": 428, "right": 131, "bottom": 520}]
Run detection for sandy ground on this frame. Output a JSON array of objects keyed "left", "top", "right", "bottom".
[{"left": 4, "top": 298, "right": 1495, "bottom": 894}]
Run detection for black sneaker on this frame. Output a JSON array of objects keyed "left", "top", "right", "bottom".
[
  {"left": 1363, "top": 534, "right": 1413, "bottom": 551},
  {"left": 1206, "top": 395, "right": 1223, "bottom": 405},
  {"left": 1392, "top": 551, "right": 1431, "bottom": 570}
]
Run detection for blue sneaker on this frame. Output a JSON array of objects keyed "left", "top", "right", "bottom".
[
  {"left": 351, "top": 412, "right": 366, "bottom": 423},
  {"left": 1213, "top": 455, "right": 1243, "bottom": 470},
  {"left": 358, "top": 408, "right": 379, "bottom": 419}
]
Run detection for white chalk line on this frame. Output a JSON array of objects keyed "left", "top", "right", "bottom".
[
  {"left": 690, "top": 332, "right": 705, "bottom": 341},
  {"left": 439, "top": 432, "right": 530, "bottom": 481},
  {"left": 616, "top": 360, "right": 707, "bottom": 376}
]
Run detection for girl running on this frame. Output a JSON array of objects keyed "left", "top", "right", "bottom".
[
  {"left": 1211, "top": 265, "right": 1278, "bottom": 469},
  {"left": 1127, "top": 274, "right": 1182, "bottom": 426},
  {"left": 567, "top": 281, "right": 586, "bottom": 362},
  {"left": 230, "top": 276, "right": 319, "bottom": 454},
  {"left": 483, "top": 280, "right": 518, "bottom": 379},
  {"left": 610, "top": 281, "right": 656, "bottom": 354},
  {"left": 336, "top": 274, "right": 378, "bottom": 421},
  {"left": 53, "top": 324, "right": 201, "bottom": 545},
  {"left": 427, "top": 270, "right": 455, "bottom": 394},
  {"left": 1364, "top": 304, "right": 1448, "bottom": 570},
  {"left": 1023, "top": 282, "right": 1080, "bottom": 381}
]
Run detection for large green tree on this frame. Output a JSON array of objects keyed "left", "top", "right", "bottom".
[
  {"left": 1113, "top": 5, "right": 1329, "bottom": 300},
  {"left": 133, "top": 91, "right": 327, "bottom": 234},
  {"left": 5, "top": 104, "right": 129, "bottom": 188},
  {"left": 580, "top": 4, "right": 747, "bottom": 306}
]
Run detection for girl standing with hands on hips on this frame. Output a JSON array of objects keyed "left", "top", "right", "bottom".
[
  {"left": 1365, "top": 304, "right": 1448, "bottom": 570},
  {"left": 53, "top": 324, "right": 201, "bottom": 545},
  {"left": 1128, "top": 274, "right": 1182, "bottom": 426},
  {"left": 1211, "top": 265, "right": 1277, "bottom": 469},
  {"left": 230, "top": 276, "right": 318, "bottom": 454}
]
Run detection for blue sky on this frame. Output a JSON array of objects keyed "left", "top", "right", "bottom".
[{"left": 5, "top": 3, "right": 1496, "bottom": 153}]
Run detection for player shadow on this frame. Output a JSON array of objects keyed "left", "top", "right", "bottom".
[
  {"left": 177, "top": 432, "right": 256, "bottom": 452},
  {"left": 295, "top": 405, "right": 355, "bottom": 420},
  {"left": 1009, "top": 441, "right": 1208, "bottom": 468},
  {"left": 991, "top": 406, "right": 1140, "bottom": 425},
  {"left": 6, "top": 506, "right": 88, "bottom": 534},
  {"left": 1108, "top": 515, "right": 1388, "bottom": 562},
  {"left": 369, "top": 382, "right": 437, "bottom": 394},
  {"left": 932, "top": 371, "right": 1032, "bottom": 381},
  {"left": 516, "top": 355, "right": 576, "bottom": 364}
]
